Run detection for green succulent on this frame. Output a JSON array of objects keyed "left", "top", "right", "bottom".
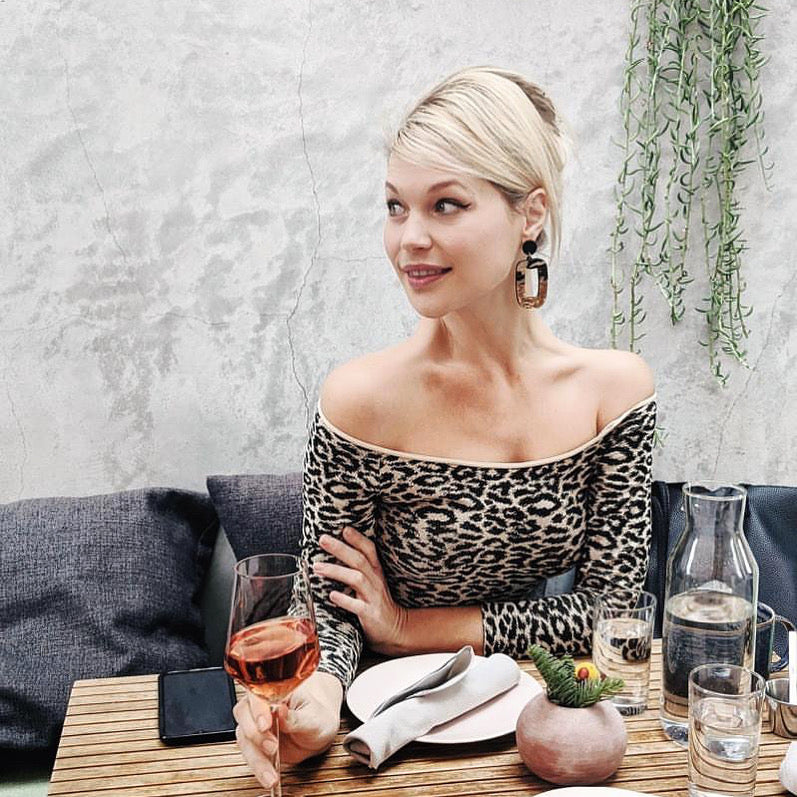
[{"left": 527, "top": 644, "right": 625, "bottom": 709}]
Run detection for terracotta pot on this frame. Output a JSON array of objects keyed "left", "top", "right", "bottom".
[{"left": 515, "top": 693, "right": 627, "bottom": 785}]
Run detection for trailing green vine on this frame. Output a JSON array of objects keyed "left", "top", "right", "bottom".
[{"left": 610, "top": 0, "right": 771, "bottom": 384}]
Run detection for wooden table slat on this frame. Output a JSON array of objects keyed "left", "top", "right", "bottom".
[
  {"left": 66, "top": 694, "right": 158, "bottom": 709},
  {"left": 61, "top": 709, "right": 158, "bottom": 726},
  {"left": 55, "top": 727, "right": 173, "bottom": 747},
  {"left": 52, "top": 746, "right": 244, "bottom": 771}
]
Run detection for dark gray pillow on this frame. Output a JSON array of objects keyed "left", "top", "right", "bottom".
[
  {"left": 206, "top": 473, "right": 302, "bottom": 559},
  {"left": 0, "top": 488, "right": 218, "bottom": 753}
]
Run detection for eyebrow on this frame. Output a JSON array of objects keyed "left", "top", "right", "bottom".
[{"left": 385, "top": 179, "right": 470, "bottom": 194}]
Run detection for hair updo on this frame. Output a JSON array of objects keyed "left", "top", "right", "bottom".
[{"left": 390, "top": 66, "right": 568, "bottom": 257}]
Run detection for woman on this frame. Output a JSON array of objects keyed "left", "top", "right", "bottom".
[{"left": 234, "top": 66, "right": 656, "bottom": 787}]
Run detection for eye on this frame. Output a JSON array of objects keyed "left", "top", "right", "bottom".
[
  {"left": 434, "top": 198, "right": 469, "bottom": 214},
  {"left": 386, "top": 199, "right": 404, "bottom": 217}
]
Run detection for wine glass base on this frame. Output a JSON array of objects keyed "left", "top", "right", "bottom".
[
  {"left": 615, "top": 701, "right": 647, "bottom": 716},
  {"left": 254, "top": 778, "right": 281, "bottom": 797},
  {"left": 660, "top": 716, "right": 689, "bottom": 748}
]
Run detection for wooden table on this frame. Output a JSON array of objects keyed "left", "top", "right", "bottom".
[{"left": 49, "top": 643, "right": 791, "bottom": 796}]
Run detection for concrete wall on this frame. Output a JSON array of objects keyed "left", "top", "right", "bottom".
[{"left": 2, "top": 0, "right": 795, "bottom": 502}]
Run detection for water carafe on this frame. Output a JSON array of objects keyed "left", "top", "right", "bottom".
[{"left": 659, "top": 482, "right": 758, "bottom": 746}]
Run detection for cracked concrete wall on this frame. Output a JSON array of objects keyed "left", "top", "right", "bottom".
[{"left": 2, "top": 0, "right": 796, "bottom": 502}]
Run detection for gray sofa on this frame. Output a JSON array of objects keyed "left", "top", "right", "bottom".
[
  {"left": 0, "top": 474, "right": 303, "bottom": 797},
  {"left": 1, "top": 523, "right": 239, "bottom": 797}
]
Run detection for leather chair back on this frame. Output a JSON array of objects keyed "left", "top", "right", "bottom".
[{"left": 645, "top": 481, "right": 797, "bottom": 638}]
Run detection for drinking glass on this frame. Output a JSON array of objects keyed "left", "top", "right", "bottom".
[
  {"left": 754, "top": 601, "right": 795, "bottom": 679},
  {"left": 224, "top": 554, "right": 320, "bottom": 797},
  {"left": 688, "top": 663, "right": 765, "bottom": 797},
  {"left": 593, "top": 590, "right": 656, "bottom": 715}
]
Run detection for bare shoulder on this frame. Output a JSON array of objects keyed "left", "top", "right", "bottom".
[
  {"left": 576, "top": 348, "right": 655, "bottom": 430},
  {"left": 319, "top": 345, "right": 410, "bottom": 441}
]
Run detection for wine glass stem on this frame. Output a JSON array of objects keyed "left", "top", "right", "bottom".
[{"left": 267, "top": 702, "right": 282, "bottom": 797}]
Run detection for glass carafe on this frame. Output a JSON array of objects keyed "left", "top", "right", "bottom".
[{"left": 659, "top": 482, "right": 758, "bottom": 747}]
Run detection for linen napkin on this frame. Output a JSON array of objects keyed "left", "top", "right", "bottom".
[
  {"left": 343, "top": 650, "right": 520, "bottom": 769},
  {"left": 781, "top": 742, "right": 797, "bottom": 795}
]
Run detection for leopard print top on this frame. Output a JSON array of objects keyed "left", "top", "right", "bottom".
[{"left": 301, "top": 396, "right": 656, "bottom": 688}]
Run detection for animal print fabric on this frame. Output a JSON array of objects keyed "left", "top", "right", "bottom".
[{"left": 301, "top": 396, "right": 656, "bottom": 688}]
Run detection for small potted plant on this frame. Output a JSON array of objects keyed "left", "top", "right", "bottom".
[{"left": 516, "top": 644, "right": 628, "bottom": 785}]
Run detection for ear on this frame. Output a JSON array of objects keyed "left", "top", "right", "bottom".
[{"left": 519, "top": 188, "right": 547, "bottom": 242}]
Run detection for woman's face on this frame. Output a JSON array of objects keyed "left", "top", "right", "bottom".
[{"left": 383, "top": 157, "right": 530, "bottom": 318}]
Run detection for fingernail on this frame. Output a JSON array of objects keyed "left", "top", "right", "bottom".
[{"left": 257, "top": 715, "right": 269, "bottom": 734}]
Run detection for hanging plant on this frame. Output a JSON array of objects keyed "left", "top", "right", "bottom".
[{"left": 609, "top": 0, "right": 771, "bottom": 384}]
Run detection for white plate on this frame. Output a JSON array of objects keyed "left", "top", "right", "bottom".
[
  {"left": 546, "top": 790, "right": 654, "bottom": 797},
  {"left": 346, "top": 652, "right": 541, "bottom": 744}
]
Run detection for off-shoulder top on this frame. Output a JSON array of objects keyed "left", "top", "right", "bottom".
[{"left": 300, "top": 395, "right": 657, "bottom": 688}]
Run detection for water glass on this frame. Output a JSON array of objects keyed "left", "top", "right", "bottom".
[
  {"left": 765, "top": 677, "right": 797, "bottom": 739},
  {"left": 754, "top": 602, "right": 795, "bottom": 679},
  {"left": 593, "top": 590, "right": 656, "bottom": 715},
  {"left": 688, "top": 663, "right": 765, "bottom": 797}
]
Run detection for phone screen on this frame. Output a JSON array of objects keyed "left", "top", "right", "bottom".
[{"left": 158, "top": 667, "right": 237, "bottom": 745}]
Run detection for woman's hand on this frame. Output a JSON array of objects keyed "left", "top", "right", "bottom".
[
  {"left": 313, "top": 526, "right": 410, "bottom": 655},
  {"left": 233, "top": 671, "right": 342, "bottom": 789}
]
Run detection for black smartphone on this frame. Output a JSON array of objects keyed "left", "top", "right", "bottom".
[{"left": 158, "top": 666, "right": 238, "bottom": 745}]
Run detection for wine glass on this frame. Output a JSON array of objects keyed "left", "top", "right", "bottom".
[{"left": 224, "top": 554, "right": 320, "bottom": 797}]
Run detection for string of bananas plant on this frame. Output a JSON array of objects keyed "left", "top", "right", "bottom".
[{"left": 609, "top": 0, "right": 771, "bottom": 384}]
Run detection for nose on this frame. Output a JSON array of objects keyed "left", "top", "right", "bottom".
[{"left": 399, "top": 210, "right": 432, "bottom": 252}]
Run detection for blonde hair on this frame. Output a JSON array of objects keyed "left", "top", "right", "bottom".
[{"left": 390, "top": 66, "right": 568, "bottom": 257}]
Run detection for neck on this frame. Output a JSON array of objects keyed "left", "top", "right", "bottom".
[{"left": 418, "top": 281, "right": 553, "bottom": 376}]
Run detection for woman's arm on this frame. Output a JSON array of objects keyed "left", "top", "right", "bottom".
[
  {"left": 234, "top": 409, "right": 382, "bottom": 786},
  {"left": 397, "top": 605, "right": 484, "bottom": 655},
  {"left": 314, "top": 523, "right": 485, "bottom": 655},
  {"left": 302, "top": 413, "right": 382, "bottom": 688}
]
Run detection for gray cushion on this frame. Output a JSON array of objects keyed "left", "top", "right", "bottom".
[
  {"left": 206, "top": 473, "right": 303, "bottom": 559},
  {"left": 199, "top": 529, "right": 237, "bottom": 666},
  {"left": 0, "top": 489, "right": 218, "bottom": 753},
  {"left": 647, "top": 481, "right": 797, "bottom": 637}
]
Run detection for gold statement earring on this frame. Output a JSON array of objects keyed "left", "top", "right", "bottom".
[{"left": 515, "top": 239, "right": 548, "bottom": 309}]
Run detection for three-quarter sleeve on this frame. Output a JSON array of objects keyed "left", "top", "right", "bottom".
[
  {"left": 301, "top": 413, "right": 382, "bottom": 688},
  {"left": 480, "top": 399, "right": 656, "bottom": 657}
]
